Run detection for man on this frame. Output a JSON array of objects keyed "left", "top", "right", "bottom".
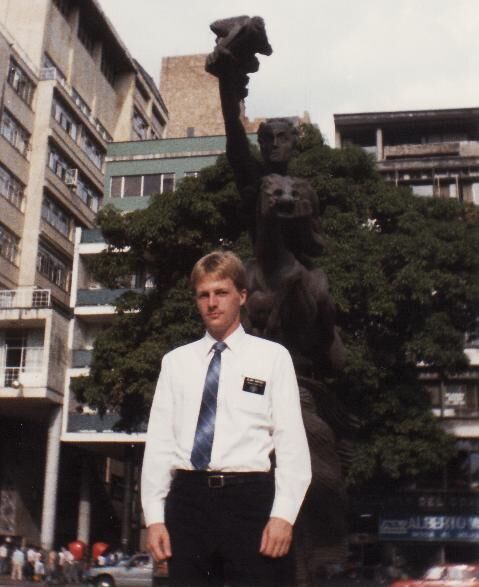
[
  {"left": 142, "top": 251, "right": 311, "bottom": 586},
  {"left": 0, "top": 541, "right": 7, "bottom": 575},
  {"left": 10, "top": 546, "right": 24, "bottom": 581}
]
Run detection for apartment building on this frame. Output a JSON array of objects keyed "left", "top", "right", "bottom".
[
  {"left": 335, "top": 108, "right": 479, "bottom": 567},
  {"left": 334, "top": 108, "right": 479, "bottom": 204},
  {"left": 0, "top": 0, "right": 167, "bottom": 549}
]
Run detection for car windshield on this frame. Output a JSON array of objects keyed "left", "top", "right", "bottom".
[
  {"left": 424, "top": 567, "right": 446, "bottom": 580},
  {"left": 129, "top": 556, "right": 150, "bottom": 568},
  {"left": 423, "top": 565, "right": 477, "bottom": 580}
]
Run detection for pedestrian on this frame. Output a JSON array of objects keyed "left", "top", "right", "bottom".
[
  {"left": 26, "top": 545, "right": 36, "bottom": 580},
  {"left": 0, "top": 541, "right": 8, "bottom": 575},
  {"left": 142, "top": 251, "right": 312, "bottom": 586},
  {"left": 45, "top": 549, "right": 58, "bottom": 584},
  {"left": 57, "top": 547, "right": 67, "bottom": 582},
  {"left": 10, "top": 546, "right": 25, "bottom": 581},
  {"left": 34, "top": 554, "right": 45, "bottom": 582},
  {"left": 96, "top": 553, "right": 106, "bottom": 566}
]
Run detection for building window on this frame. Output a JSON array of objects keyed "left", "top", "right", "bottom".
[
  {"left": 94, "top": 119, "right": 112, "bottom": 142},
  {"left": 76, "top": 176, "right": 100, "bottom": 212},
  {"left": 71, "top": 88, "right": 92, "bottom": 118},
  {"left": 110, "top": 176, "right": 123, "bottom": 198},
  {"left": 123, "top": 175, "right": 143, "bottom": 197},
  {"left": 101, "top": 50, "right": 116, "bottom": 86},
  {"left": 132, "top": 109, "right": 148, "bottom": 140},
  {"left": 79, "top": 130, "right": 104, "bottom": 169},
  {"left": 7, "top": 59, "right": 35, "bottom": 106},
  {"left": 0, "top": 110, "right": 30, "bottom": 156},
  {"left": 428, "top": 381, "right": 479, "bottom": 418},
  {"left": 52, "top": 96, "right": 78, "bottom": 140},
  {"left": 52, "top": 94, "right": 105, "bottom": 167},
  {"left": 0, "top": 328, "right": 44, "bottom": 386},
  {"left": 187, "top": 127, "right": 195, "bottom": 138},
  {"left": 78, "top": 17, "right": 96, "bottom": 56},
  {"left": 466, "top": 318, "right": 479, "bottom": 347},
  {"left": 37, "top": 243, "right": 71, "bottom": 291},
  {"left": 48, "top": 145, "right": 70, "bottom": 181},
  {"left": 42, "top": 194, "right": 72, "bottom": 239},
  {"left": 0, "top": 223, "right": 19, "bottom": 265},
  {"left": 42, "top": 54, "right": 66, "bottom": 84},
  {"left": 136, "top": 80, "right": 150, "bottom": 104},
  {"left": 152, "top": 106, "right": 166, "bottom": 135},
  {"left": 411, "top": 184, "right": 434, "bottom": 197},
  {"left": 47, "top": 144, "right": 101, "bottom": 212},
  {"left": 110, "top": 173, "right": 176, "bottom": 198},
  {"left": 447, "top": 440, "right": 479, "bottom": 491},
  {"left": 471, "top": 183, "right": 479, "bottom": 206},
  {"left": 0, "top": 165, "right": 24, "bottom": 210}
]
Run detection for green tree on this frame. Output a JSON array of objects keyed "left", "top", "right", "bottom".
[{"left": 72, "top": 125, "right": 479, "bottom": 485}]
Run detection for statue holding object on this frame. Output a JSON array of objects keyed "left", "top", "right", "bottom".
[{"left": 207, "top": 16, "right": 353, "bottom": 585}]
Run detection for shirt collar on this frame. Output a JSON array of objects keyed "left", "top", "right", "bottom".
[{"left": 203, "top": 324, "right": 245, "bottom": 356}]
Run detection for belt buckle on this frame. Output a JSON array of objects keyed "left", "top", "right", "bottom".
[{"left": 208, "top": 474, "right": 225, "bottom": 488}]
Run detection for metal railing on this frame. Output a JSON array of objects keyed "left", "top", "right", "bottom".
[{"left": 0, "top": 288, "right": 51, "bottom": 309}]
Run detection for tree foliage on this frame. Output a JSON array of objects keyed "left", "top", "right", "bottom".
[{"left": 72, "top": 125, "right": 479, "bottom": 484}]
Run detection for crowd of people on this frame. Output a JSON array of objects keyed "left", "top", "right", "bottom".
[{"left": 0, "top": 539, "right": 86, "bottom": 583}]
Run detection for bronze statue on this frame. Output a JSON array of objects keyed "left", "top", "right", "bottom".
[{"left": 207, "top": 16, "right": 352, "bottom": 585}]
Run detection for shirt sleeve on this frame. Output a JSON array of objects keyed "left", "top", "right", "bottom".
[
  {"left": 269, "top": 346, "right": 312, "bottom": 524},
  {"left": 141, "top": 352, "right": 175, "bottom": 526}
]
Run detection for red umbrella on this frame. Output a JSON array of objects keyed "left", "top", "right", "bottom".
[
  {"left": 68, "top": 540, "right": 86, "bottom": 561},
  {"left": 92, "top": 542, "right": 109, "bottom": 561}
]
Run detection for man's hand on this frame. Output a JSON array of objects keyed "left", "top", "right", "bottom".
[
  {"left": 146, "top": 523, "right": 172, "bottom": 562},
  {"left": 259, "top": 517, "right": 293, "bottom": 558}
]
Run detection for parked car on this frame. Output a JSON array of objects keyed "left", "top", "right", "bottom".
[
  {"left": 392, "top": 564, "right": 479, "bottom": 586},
  {"left": 87, "top": 553, "right": 168, "bottom": 587}
]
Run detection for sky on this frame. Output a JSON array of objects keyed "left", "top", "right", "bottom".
[{"left": 97, "top": 0, "right": 479, "bottom": 144}]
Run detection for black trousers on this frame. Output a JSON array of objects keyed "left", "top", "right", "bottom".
[{"left": 165, "top": 471, "right": 294, "bottom": 587}]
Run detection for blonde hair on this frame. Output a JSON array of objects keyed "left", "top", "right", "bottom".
[{"left": 190, "top": 251, "right": 247, "bottom": 291}]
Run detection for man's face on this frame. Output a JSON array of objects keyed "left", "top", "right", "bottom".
[
  {"left": 195, "top": 275, "right": 247, "bottom": 341},
  {"left": 260, "top": 123, "right": 295, "bottom": 164}
]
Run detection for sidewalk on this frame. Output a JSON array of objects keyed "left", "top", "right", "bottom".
[{"left": 0, "top": 579, "right": 87, "bottom": 587}]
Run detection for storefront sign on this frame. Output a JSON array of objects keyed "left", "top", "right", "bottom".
[{"left": 379, "top": 515, "right": 479, "bottom": 541}]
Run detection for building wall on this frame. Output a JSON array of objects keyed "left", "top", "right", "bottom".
[
  {"left": 160, "top": 54, "right": 225, "bottom": 138},
  {"left": 0, "top": 0, "right": 49, "bottom": 68},
  {"left": 0, "top": 420, "right": 47, "bottom": 544}
]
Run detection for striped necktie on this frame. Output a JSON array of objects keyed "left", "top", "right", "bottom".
[{"left": 190, "top": 341, "right": 227, "bottom": 470}]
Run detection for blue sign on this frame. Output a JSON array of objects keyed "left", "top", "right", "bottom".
[{"left": 379, "top": 515, "right": 479, "bottom": 542}]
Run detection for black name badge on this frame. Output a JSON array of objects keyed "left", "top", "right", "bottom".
[{"left": 243, "top": 377, "right": 266, "bottom": 395}]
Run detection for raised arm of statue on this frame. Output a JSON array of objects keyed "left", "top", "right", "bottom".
[{"left": 206, "top": 16, "right": 272, "bottom": 193}]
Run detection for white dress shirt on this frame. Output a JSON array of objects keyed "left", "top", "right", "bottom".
[{"left": 141, "top": 324, "right": 311, "bottom": 526}]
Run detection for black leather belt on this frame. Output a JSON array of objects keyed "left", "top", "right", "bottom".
[{"left": 174, "top": 469, "right": 273, "bottom": 489}]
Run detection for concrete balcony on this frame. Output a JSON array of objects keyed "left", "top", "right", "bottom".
[
  {"left": 71, "top": 349, "right": 93, "bottom": 368},
  {"left": 76, "top": 288, "right": 144, "bottom": 306},
  {"left": 80, "top": 229, "right": 106, "bottom": 244},
  {"left": 384, "top": 142, "right": 462, "bottom": 160},
  {"left": 0, "top": 288, "right": 51, "bottom": 309},
  {"left": 74, "top": 288, "right": 144, "bottom": 321},
  {"left": 77, "top": 228, "right": 109, "bottom": 255},
  {"left": 66, "top": 412, "right": 147, "bottom": 434}
]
